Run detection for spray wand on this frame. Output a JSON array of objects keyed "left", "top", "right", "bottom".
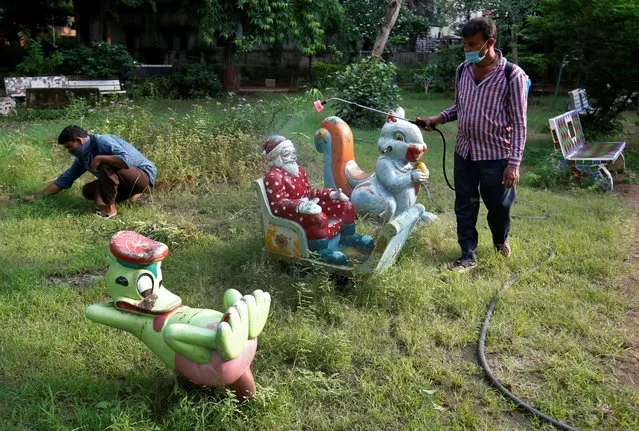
[{"left": 313, "top": 98, "right": 455, "bottom": 191}]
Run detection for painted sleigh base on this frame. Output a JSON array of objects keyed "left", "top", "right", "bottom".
[{"left": 253, "top": 179, "right": 424, "bottom": 276}]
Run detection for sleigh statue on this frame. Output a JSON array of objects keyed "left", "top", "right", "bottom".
[{"left": 253, "top": 108, "right": 435, "bottom": 276}]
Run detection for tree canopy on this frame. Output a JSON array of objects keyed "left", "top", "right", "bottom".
[
  {"left": 527, "top": 0, "right": 639, "bottom": 130},
  {"left": 0, "top": 0, "right": 72, "bottom": 44}
]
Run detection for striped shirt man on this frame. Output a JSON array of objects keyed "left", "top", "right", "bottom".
[{"left": 439, "top": 50, "right": 528, "bottom": 168}]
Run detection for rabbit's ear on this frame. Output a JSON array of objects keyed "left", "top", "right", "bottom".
[{"left": 395, "top": 107, "right": 405, "bottom": 118}]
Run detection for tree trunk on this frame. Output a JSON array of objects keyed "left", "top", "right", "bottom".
[
  {"left": 510, "top": 23, "right": 518, "bottom": 65},
  {"left": 102, "top": 0, "right": 112, "bottom": 44},
  {"left": 371, "top": 0, "right": 403, "bottom": 58},
  {"left": 222, "top": 40, "right": 239, "bottom": 92}
]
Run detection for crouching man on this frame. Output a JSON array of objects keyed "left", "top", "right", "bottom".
[{"left": 24, "top": 125, "right": 157, "bottom": 218}]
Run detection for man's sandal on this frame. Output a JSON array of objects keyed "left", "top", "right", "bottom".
[
  {"left": 449, "top": 257, "right": 478, "bottom": 272},
  {"left": 95, "top": 210, "right": 117, "bottom": 219}
]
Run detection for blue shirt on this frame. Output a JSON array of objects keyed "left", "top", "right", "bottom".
[{"left": 54, "top": 134, "right": 157, "bottom": 189}]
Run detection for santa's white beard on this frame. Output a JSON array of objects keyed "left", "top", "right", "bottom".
[{"left": 280, "top": 161, "right": 299, "bottom": 177}]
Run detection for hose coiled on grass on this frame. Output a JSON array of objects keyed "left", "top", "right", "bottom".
[{"left": 478, "top": 249, "right": 581, "bottom": 431}]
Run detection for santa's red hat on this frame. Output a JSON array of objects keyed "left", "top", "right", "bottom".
[{"left": 262, "top": 135, "right": 293, "bottom": 160}]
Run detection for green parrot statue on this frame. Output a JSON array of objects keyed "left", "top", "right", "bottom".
[{"left": 86, "top": 230, "right": 271, "bottom": 400}]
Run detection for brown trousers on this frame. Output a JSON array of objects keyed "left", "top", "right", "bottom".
[{"left": 82, "top": 165, "right": 150, "bottom": 207}]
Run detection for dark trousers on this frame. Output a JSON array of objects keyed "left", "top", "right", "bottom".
[
  {"left": 454, "top": 153, "right": 515, "bottom": 260},
  {"left": 82, "top": 165, "right": 150, "bottom": 208}
]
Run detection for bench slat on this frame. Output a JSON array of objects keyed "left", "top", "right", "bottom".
[
  {"left": 70, "top": 85, "right": 121, "bottom": 91},
  {"left": 68, "top": 80, "right": 121, "bottom": 86},
  {"left": 568, "top": 142, "right": 626, "bottom": 162}
]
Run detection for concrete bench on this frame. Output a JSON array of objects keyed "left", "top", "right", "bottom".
[
  {"left": 549, "top": 110, "right": 626, "bottom": 190},
  {"left": 4, "top": 76, "right": 69, "bottom": 98},
  {"left": 25, "top": 88, "right": 101, "bottom": 108},
  {"left": 68, "top": 79, "right": 126, "bottom": 95}
]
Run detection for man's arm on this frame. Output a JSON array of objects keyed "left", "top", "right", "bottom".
[
  {"left": 92, "top": 136, "right": 135, "bottom": 172},
  {"left": 91, "top": 155, "right": 128, "bottom": 171},
  {"left": 24, "top": 159, "right": 86, "bottom": 201},
  {"left": 503, "top": 68, "right": 529, "bottom": 188},
  {"left": 23, "top": 182, "right": 61, "bottom": 201}
]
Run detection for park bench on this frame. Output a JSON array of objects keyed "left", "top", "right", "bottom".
[
  {"left": 3, "top": 76, "right": 125, "bottom": 98},
  {"left": 568, "top": 88, "right": 596, "bottom": 115},
  {"left": 68, "top": 79, "right": 126, "bottom": 95},
  {"left": 548, "top": 109, "right": 626, "bottom": 190},
  {"left": 3, "top": 76, "right": 69, "bottom": 98}
]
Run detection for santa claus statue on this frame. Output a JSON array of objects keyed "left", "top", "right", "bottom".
[{"left": 262, "top": 135, "right": 374, "bottom": 265}]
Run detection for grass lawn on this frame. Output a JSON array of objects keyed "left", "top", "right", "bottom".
[{"left": 0, "top": 91, "right": 638, "bottom": 430}]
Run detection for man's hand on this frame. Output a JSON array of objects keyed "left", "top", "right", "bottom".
[
  {"left": 329, "top": 188, "right": 349, "bottom": 202},
  {"left": 297, "top": 197, "right": 322, "bottom": 215},
  {"left": 411, "top": 169, "right": 429, "bottom": 184},
  {"left": 503, "top": 166, "right": 520, "bottom": 188},
  {"left": 415, "top": 115, "right": 442, "bottom": 131},
  {"left": 91, "top": 155, "right": 103, "bottom": 171},
  {"left": 23, "top": 195, "right": 35, "bottom": 202}
]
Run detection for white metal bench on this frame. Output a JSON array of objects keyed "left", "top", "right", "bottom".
[
  {"left": 568, "top": 88, "right": 596, "bottom": 115},
  {"left": 548, "top": 110, "right": 626, "bottom": 190},
  {"left": 68, "top": 79, "right": 126, "bottom": 95}
]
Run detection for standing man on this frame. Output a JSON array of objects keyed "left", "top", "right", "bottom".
[
  {"left": 24, "top": 125, "right": 157, "bottom": 218},
  {"left": 420, "top": 17, "right": 528, "bottom": 271}
]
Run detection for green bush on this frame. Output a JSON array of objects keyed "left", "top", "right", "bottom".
[
  {"left": 421, "top": 44, "right": 465, "bottom": 92},
  {"left": 526, "top": 151, "right": 571, "bottom": 189},
  {"left": 333, "top": 56, "right": 401, "bottom": 125},
  {"left": 89, "top": 101, "right": 263, "bottom": 186},
  {"left": 172, "top": 63, "right": 222, "bottom": 99},
  {"left": 311, "top": 61, "right": 346, "bottom": 88},
  {"left": 518, "top": 52, "right": 548, "bottom": 85},
  {"left": 16, "top": 40, "right": 63, "bottom": 76},
  {"left": 127, "top": 76, "right": 179, "bottom": 99},
  {"left": 59, "top": 43, "right": 135, "bottom": 78}
]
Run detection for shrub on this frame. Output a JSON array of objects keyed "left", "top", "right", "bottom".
[
  {"left": 127, "top": 76, "right": 179, "bottom": 100},
  {"left": 518, "top": 53, "right": 548, "bottom": 85},
  {"left": 526, "top": 151, "right": 571, "bottom": 189},
  {"left": 60, "top": 43, "right": 135, "bottom": 78},
  {"left": 311, "top": 61, "right": 346, "bottom": 89},
  {"left": 421, "top": 44, "right": 464, "bottom": 92},
  {"left": 172, "top": 63, "right": 222, "bottom": 99},
  {"left": 16, "top": 40, "right": 63, "bottom": 76},
  {"left": 333, "top": 56, "right": 401, "bottom": 125}
]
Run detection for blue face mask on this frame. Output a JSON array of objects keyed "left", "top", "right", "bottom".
[
  {"left": 465, "top": 40, "right": 489, "bottom": 64},
  {"left": 69, "top": 141, "right": 89, "bottom": 158}
]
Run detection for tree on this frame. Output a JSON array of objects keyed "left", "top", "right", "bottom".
[
  {"left": 342, "top": 0, "right": 429, "bottom": 55},
  {"left": 528, "top": 0, "right": 639, "bottom": 131},
  {"left": 192, "top": 0, "right": 343, "bottom": 91},
  {"left": 487, "top": 0, "right": 535, "bottom": 64},
  {"left": 0, "top": 0, "right": 72, "bottom": 45},
  {"left": 371, "top": 0, "right": 404, "bottom": 57}
]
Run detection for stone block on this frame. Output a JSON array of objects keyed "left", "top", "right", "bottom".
[{"left": 25, "top": 88, "right": 100, "bottom": 108}]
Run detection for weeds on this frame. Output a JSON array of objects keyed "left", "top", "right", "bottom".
[{"left": 0, "top": 92, "right": 637, "bottom": 430}]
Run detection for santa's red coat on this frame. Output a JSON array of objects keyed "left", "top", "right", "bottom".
[{"left": 264, "top": 166, "right": 355, "bottom": 240}]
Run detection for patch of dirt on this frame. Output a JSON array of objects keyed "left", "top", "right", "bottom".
[
  {"left": 47, "top": 272, "right": 102, "bottom": 291},
  {"left": 611, "top": 183, "right": 639, "bottom": 388}
]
